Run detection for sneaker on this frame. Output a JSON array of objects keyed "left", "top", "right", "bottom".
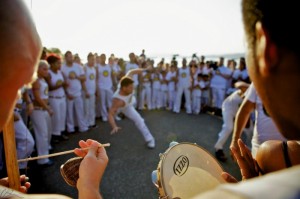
[
  {"left": 215, "top": 149, "right": 227, "bottom": 162},
  {"left": 102, "top": 117, "right": 108, "bottom": 122},
  {"left": 147, "top": 139, "right": 155, "bottom": 149},
  {"left": 115, "top": 116, "right": 122, "bottom": 121}
]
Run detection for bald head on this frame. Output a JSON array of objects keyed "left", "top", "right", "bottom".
[{"left": 0, "top": 0, "right": 42, "bottom": 130}]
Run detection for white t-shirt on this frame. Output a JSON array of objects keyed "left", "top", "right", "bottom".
[
  {"left": 152, "top": 73, "right": 160, "bottom": 89},
  {"left": 159, "top": 74, "right": 168, "bottom": 91},
  {"left": 210, "top": 66, "right": 232, "bottom": 89},
  {"left": 84, "top": 64, "right": 97, "bottom": 95},
  {"left": 125, "top": 62, "right": 139, "bottom": 87},
  {"left": 166, "top": 71, "right": 177, "bottom": 91},
  {"left": 222, "top": 90, "right": 243, "bottom": 113},
  {"left": 177, "top": 67, "right": 191, "bottom": 88},
  {"left": 246, "top": 84, "right": 286, "bottom": 155},
  {"left": 61, "top": 63, "right": 84, "bottom": 97},
  {"left": 49, "top": 69, "right": 65, "bottom": 97},
  {"left": 97, "top": 64, "right": 112, "bottom": 90}
]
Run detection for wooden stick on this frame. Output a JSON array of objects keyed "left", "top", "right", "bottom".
[
  {"left": 17, "top": 143, "right": 110, "bottom": 163},
  {"left": 3, "top": 115, "right": 21, "bottom": 190}
]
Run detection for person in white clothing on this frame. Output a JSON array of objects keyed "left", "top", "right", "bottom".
[
  {"left": 83, "top": 53, "right": 97, "bottom": 128},
  {"left": 214, "top": 82, "right": 250, "bottom": 161},
  {"left": 30, "top": 60, "right": 53, "bottom": 166},
  {"left": 139, "top": 62, "right": 152, "bottom": 110},
  {"left": 125, "top": 53, "right": 139, "bottom": 108},
  {"left": 96, "top": 54, "right": 114, "bottom": 122},
  {"left": 192, "top": 74, "right": 205, "bottom": 114},
  {"left": 173, "top": 58, "right": 192, "bottom": 114},
  {"left": 166, "top": 64, "right": 177, "bottom": 110},
  {"left": 108, "top": 68, "right": 155, "bottom": 149},
  {"left": 151, "top": 68, "right": 161, "bottom": 109},
  {"left": 13, "top": 88, "right": 35, "bottom": 171},
  {"left": 210, "top": 57, "right": 233, "bottom": 116},
  {"left": 61, "top": 51, "right": 88, "bottom": 133},
  {"left": 46, "top": 54, "right": 68, "bottom": 142},
  {"left": 159, "top": 70, "right": 168, "bottom": 109},
  {"left": 230, "top": 83, "right": 286, "bottom": 157}
]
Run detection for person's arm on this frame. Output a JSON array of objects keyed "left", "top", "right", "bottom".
[
  {"left": 230, "top": 99, "right": 255, "bottom": 154},
  {"left": 74, "top": 139, "right": 108, "bottom": 199},
  {"left": 22, "top": 89, "right": 33, "bottom": 115},
  {"left": 108, "top": 98, "right": 124, "bottom": 134},
  {"left": 32, "top": 80, "right": 53, "bottom": 115},
  {"left": 125, "top": 67, "right": 151, "bottom": 78}
]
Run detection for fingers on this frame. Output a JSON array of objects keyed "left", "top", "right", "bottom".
[
  {"left": 221, "top": 172, "right": 238, "bottom": 183},
  {"left": 86, "top": 141, "right": 100, "bottom": 158}
]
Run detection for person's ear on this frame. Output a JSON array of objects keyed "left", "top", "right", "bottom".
[{"left": 255, "top": 22, "right": 278, "bottom": 77}]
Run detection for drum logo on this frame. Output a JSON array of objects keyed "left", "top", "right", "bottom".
[{"left": 173, "top": 155, "right": 189, "bottom": 176}]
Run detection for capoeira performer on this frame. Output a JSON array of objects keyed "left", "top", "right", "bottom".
[
  {"left": 173, "top": 58, "right": 192, "bottom": 114},
  {"left": 151, "top": 68, "right": 161, "bottom": 109},
  {"left": 46, "top": 54, "right": 68, "bottom": 142},
  {"left": 214, "top": 82, "right": 250, "bottom": 161},
  {"left": 30, "top": 60, "right": 53, "bottom": 166},
  {"left": 166, "top": 64, "right": 177, "bottom": 110},
  {"left": 82, "top": 53, "right": 97, "bottom": 128},
  {"left": 125, "top": 53, "right": 139, "bottom": 108},
  {"left": 108, "top": 68, "right": 155, "bottom": 149},
  {"left": 139, "top": 62, "right": 152, "bottom": 110},
  {"left": 61, "top": 51, "right": 88, "bottom": 133},
  {"left": 14, "top": 88, "right": 35, "bottom": 171},
  {"left": 96, "top": 54, "right": 114, "bottom": 122}
]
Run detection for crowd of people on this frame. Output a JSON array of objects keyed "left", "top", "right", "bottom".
[{"left": 0, "top": 0, "right": 300, "bottom": 198}]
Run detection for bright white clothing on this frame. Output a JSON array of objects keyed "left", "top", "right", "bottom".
[
  {"left": 113, "top": 90, "right": 154, "bottom": 142},
  {"left": 166, "top": 71, "right": 177, "bottom": 91},
  {"left": 84, "top": 94, "right": 96, "bottom": 126},
  {"left": 210, "top": 66, "right": 232, "bottom": 89},
  {"left": 31, "top": 78, "right": 49, "bottom": 100},
  {"left": 214, "top": 90, "right": 244, "bottom": 150},
  {"left": 246, "top": 84, "right": 286, "bottom": 157},
  {"left": 84, "top": 64, "right": 97, "bottom": 95},
  {"left": 174, "top": 67, "right": 192, "bottom": 113},
  {"left": 48, "top": 70, "right": 65, "bottom": 97},
  {"left": 177, "top": 67, "right": 191, "bottom": 88},
  {"left": 152, "top": 73, "right": 161, "bottom": 109},
  {"left": 66, "top": 96, "right": 88, "bottom": 132},
  {"left": 97, "top": 64, "right": 113, "bottom": 90},
  {"left": 49, "top": 97, "right": 66, "bottom": 135},
  {"left": 61, "top": 63, "right": 84, "bottom": 97},
  {"left": 192, "top": 80, "right": 205, "bottom": 114},
  {"left": 139, "top": 71, "right": 152, "bottom": 110}
]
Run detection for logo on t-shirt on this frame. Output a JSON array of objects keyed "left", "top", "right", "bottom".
[
  {"left": 181, "top": 73, "right": 187, "bottom": 78},
  {"left": 56, "top": 79, "right": 63, "bottom": 86},
  {"left": 69, "top": 71, "right": 76, "bottom": 79},
  {"left": 103, "top": 70, "right": 109, "bottom": 77},
  {"left": 89, "top": 73, "right": 95, "bottom": 80}
]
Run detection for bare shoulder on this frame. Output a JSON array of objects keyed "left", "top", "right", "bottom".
[{"left": 112, "top": 97, "right": 125, "bottom": 108}]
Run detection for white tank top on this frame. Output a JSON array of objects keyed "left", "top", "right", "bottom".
[
  {"left": 113, "top": 89, "right": 136, "bottom": 110},
  {"left": 32, "top": 78, "right": 49, "bottom": 100},
  {"left": 84, "top": 64, "right": 96, "bottom": 94},
  {"left": 49, "top": 69, "right": 65, "bottom": 97},
  {"left": 178, "top": 67, "right": 191, "bottom": 88},
  {"left": 97, "top": 64, "right": 112, "bottom": 89}
]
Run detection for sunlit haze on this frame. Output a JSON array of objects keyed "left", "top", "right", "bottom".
[{"left": 24, "top": 0, "right": 245, "bottom": 61}]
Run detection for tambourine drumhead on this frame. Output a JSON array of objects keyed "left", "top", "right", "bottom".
[{"left": 158, "top": 143, "right": 225, "bottom": 199}]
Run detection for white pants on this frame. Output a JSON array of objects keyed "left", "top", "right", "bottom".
[
  {"left": 192, "top": 94, "right": 201, "bottom": 114},
  {"left": 14, "top": 112, "right": 35, "bottom": 169},
  {"left": 160, "top": 90, "right": 168, "bottom": 108},
  {"left": 121, "top": 105, "right": 154, "bottom": 142},
  {"left": 139, "top": 83, "right": 152, "bottom": 110},
  {"left": 152, "top": 88, "right": 161, "bottom": 109},
  {"left": 211, "top": 87, "right": 226, "bottom": 109},
  {"left": 84, "top": 94, "right": 96, "bottom": 126},
  {"left": 31, "top": 110, "right": 52, "bottom": 164},
  {"left": 214, "top": 107, "right": 235, "bottom": 150},
  {"left": 49, "top": 97, "right": 66, "bottom": 136},
  {"left": 66, "top": 96, "right": 88, "bottom": 132},
  {"left": 99, "top": 88, "right": 113, "bottom": 120},
  {"left": 173, "top": 86, "right": 191, "bottom": 113},
  {"left": 168, "top": 90, "right": 176, "bottom": 110}
]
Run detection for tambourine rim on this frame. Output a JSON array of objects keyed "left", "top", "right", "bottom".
[{"left": 157, "top": 142, "right": 225, "bottom": 198}]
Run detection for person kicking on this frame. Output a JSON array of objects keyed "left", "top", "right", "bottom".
[{"left": 108, "top": 67, "right": 155, "bottom": 149}]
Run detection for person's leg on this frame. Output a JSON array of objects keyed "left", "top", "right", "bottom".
[
  {"left": 89, "top": 94, "right": 96, "bottom": 126},
  {"left": 74, "top": 96, "right": 88, "bottom": 132},
  {"left": 173, "top": 86, "right": 183, "bottom": 113},
  {"left": 122, "top": 106, "right": 154, "bottom": 143},
  {"left": 146, "top": 84, "right": 152, "bottom": 110},
  {"left": 184, "top": 87, "right": 192, "bottom": 114},
  {"left": 49, "top": 98, "right": 61, "bottom": 136},
  {"left": 66, "top": 98, "right": 75, "bottom": 132},
  {"left": 139, "top": 86, "right": 146, "bottom": 110},
  {"left": 99, "top": 88, "right": 108, "bottom": 120},
  {"left": 59, "top": 97, "right": 67, "bottom": 133}
]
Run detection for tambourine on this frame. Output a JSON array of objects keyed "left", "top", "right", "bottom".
[{"left": 152, "top": 142, "right": 225, "bottom": 199}]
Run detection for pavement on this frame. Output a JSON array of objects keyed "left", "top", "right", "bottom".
[{"left": 26, "top": 110, "right": 242, "bottom": 198}]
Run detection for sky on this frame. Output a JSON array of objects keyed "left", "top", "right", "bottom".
[{"left": 23, "top": 0, "right": 245, "bottom": 61}]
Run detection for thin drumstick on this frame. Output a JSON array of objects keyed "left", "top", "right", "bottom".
[{"left": 17, "top": 143, "right": 110, "bottom": 163}]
